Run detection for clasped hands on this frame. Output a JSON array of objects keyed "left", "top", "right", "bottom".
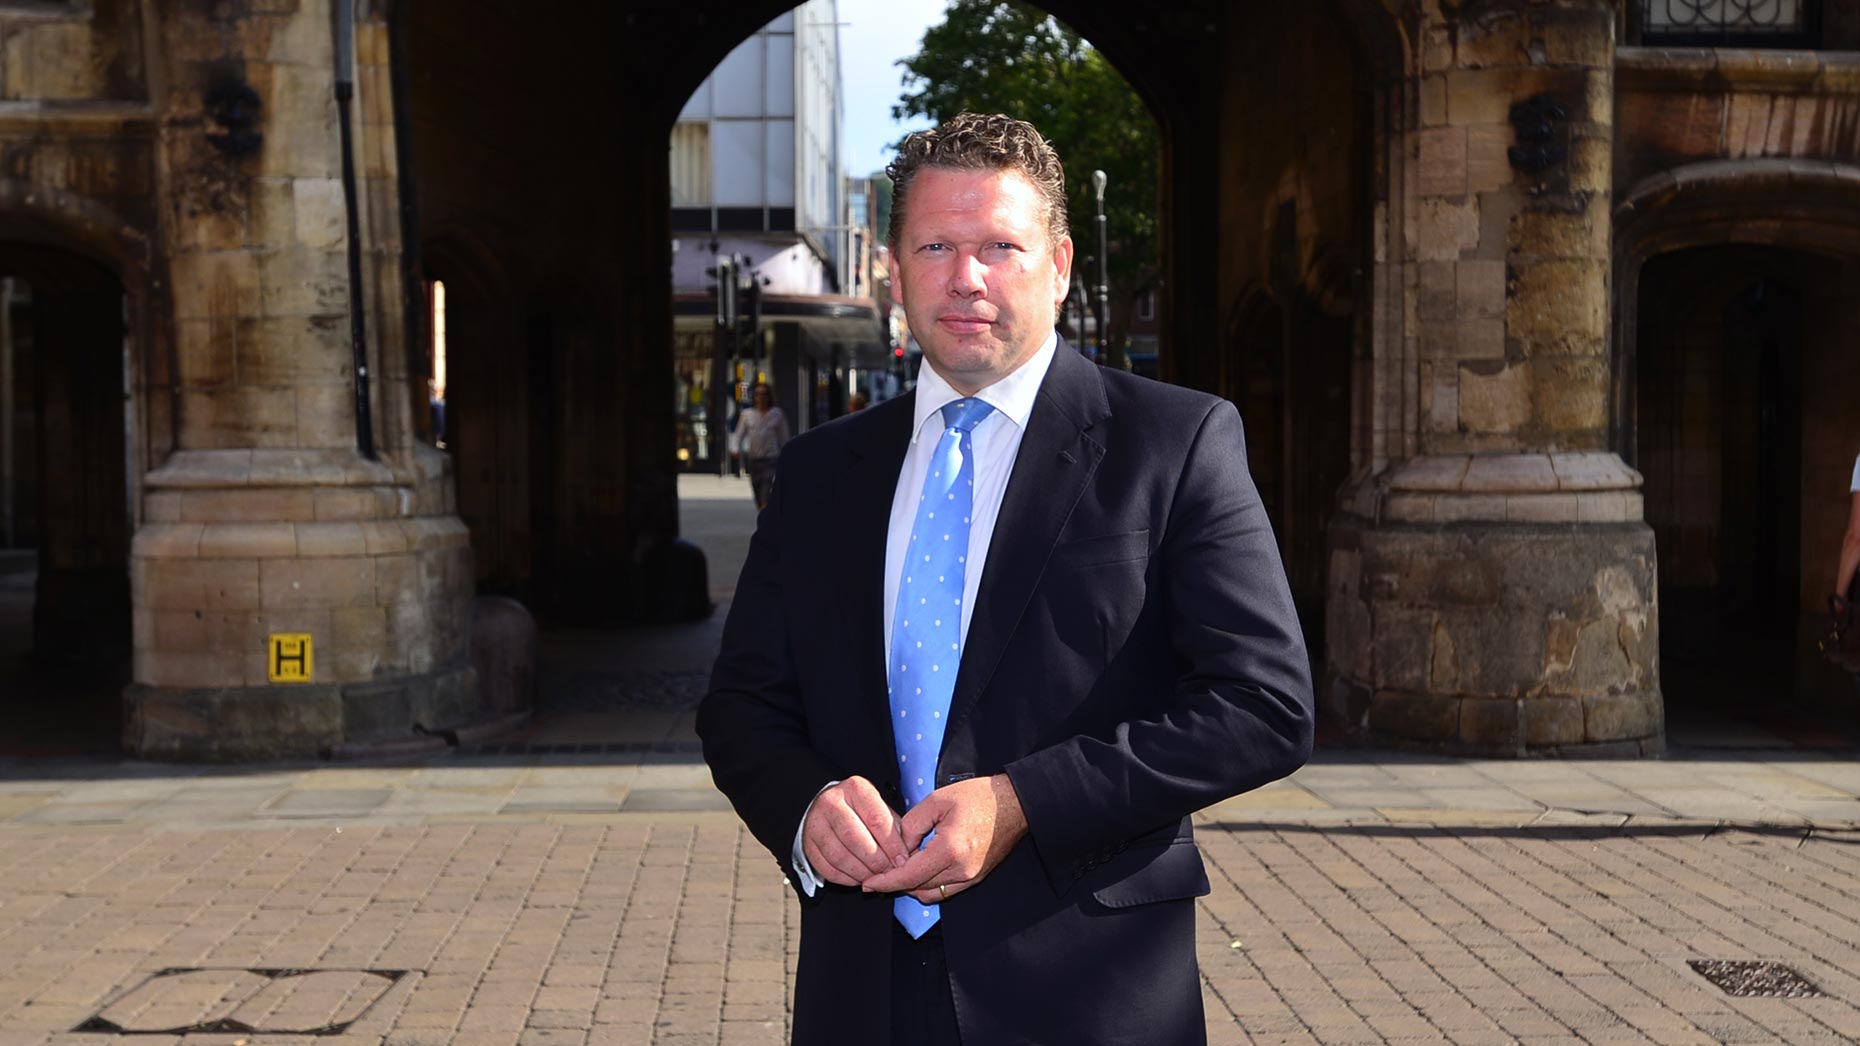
[{"left": 802, "top": 774, "right": 1027, "bottom": 903}]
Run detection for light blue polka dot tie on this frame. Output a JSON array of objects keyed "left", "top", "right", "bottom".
[{"left": 890, "top": 396, "right": 994, "bottom": 937}]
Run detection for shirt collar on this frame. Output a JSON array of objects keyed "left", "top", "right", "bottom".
[{"left": 910, "top": 331, "right": 1060, "bottom": 445}]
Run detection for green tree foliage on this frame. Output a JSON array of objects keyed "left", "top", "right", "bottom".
[
  {"left": 892, "top": 1, "right": 1159, "bottom": 350},
  {"left": 870, "top": 171, "right": 893, "bottom": 243}
]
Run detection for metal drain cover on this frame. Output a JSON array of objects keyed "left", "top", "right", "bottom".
[
  {"left": 1688, "top": 960, "right": 1822, "bottom": 998},
  {"left": 74, "top": 967, "right": 409, "bottom": 1035}
]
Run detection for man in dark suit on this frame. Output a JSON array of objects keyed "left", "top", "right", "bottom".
[{"left": 698, "top": 113, "right": 1313, "bottom": 1046}]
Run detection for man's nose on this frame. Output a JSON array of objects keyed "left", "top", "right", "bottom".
[{"left": 948, "top": 253, "right": 985, "bottom": 296}]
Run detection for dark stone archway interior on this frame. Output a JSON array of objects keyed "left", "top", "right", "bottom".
[
  {"left": 399, "top": 0, "right": 1384, "bottom": 648},
  {"left": 0, "top": 243, "right": 131, "bottom": 756},
  {"left": 1636, "top": 244, "right": 1860, "bottom": 721}
]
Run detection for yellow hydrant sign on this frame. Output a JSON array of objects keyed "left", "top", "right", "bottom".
[{"left": 268, "top": 633, "right": 314, "bottom": 683}]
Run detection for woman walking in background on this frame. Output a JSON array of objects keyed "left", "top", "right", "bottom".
[
  {"left": 733, "top": 382, "right": 790, "bottom": 512},
  {"left": 1839, "top": 452, "right": 1860, "bottom": 601},
  {"left": 1828, "top": 452, "right": 1860, "bottom": 676}
]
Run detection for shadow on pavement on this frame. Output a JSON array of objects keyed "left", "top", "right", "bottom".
[{"left": 1207, "top": 820, "right": 1860, "bottom": 843}]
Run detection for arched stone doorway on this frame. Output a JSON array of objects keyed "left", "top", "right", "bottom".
[
  {"left": 1215, "top": 0, "right": 1386, "bottom": 658},
  {"left": 422, "top": 229, "right": 530, "bottom": 596},
  {"left": 1617, "top": 160, "right": 1860, "bottom": 721},
  {"left": 0, "top": 241, "right": 135, "bottom": 755}
]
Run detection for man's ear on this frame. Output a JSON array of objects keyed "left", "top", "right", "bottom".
[{"left": 1051, "top": 233, "right": 1075, "bottom": 310}]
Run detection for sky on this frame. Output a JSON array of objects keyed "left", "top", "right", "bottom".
[{"left": 837, "top": 0, "right": 948, "bottom": 178}]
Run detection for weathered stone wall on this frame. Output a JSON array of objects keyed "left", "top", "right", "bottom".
[
  {"left": 1329, "top": 456, "right": 1663, "bottom": 755},
  {"left": 1326, "top": 0, "right": 1665, "bottom": 754},
  {"left": 1, "top": 0, "right": 145, "bottom": 102},
  {"left": 151, "top": 0, "right": 390, "bottom": 453},
  {"left": 1616, "top": 49, "right": 1860, "bottom": 191},
  {"left": 1412, "top": 0, "right": 1615, "bottom": 451}
]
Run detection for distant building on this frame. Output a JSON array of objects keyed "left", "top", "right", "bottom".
[{"left": 667, "top": 0, "right": 886, "bottom": 470}]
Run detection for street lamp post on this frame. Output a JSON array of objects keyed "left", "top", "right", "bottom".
[
  {"left": 1069, "top": 276, "right": 1087, "bottom": 354},
  {"left": 1091, "top": 169, "right": 1111, "bottom": 368},
  {"left": 710, "top": 250, "right": 736, "bottom": 476}
]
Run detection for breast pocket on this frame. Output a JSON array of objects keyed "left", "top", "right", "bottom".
[{"left": 1048, "top": 528, "right": 1151, "bottom": 573}]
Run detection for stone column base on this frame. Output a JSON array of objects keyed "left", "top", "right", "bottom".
[
  {"left": 124, "top": 446, "right": 512, "bottom": 761},
  {"left": 122, "top": 662, "right": 488, "bottom": 762},
  {"left": 1325, "top": 453, "right": 1665, "bottom": 756}
]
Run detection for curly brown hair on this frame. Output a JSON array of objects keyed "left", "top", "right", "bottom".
[{"left": 885, "top": 112, "right": 1069, "bottom": 249}]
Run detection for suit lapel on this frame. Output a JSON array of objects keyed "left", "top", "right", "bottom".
[
  {"left": 838, "top": 393, "right": 914, "bottom": 762},
  {"left": 946, "top": 343, "right": 1111, "bottom": 736}
]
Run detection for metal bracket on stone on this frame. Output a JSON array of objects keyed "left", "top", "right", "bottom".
[{"left": 1507, "top": 93, "right": 1567, "bottom": 174}]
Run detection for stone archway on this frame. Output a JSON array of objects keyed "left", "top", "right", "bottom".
[
  {"left": 0, "top": 238, "right": 139, "bottom": 754},
  {"left": 1616, "top": 159, "right": 1860, "bottom": 715},
  {"left": 422, "top": 226, "right": 530, "bottom": 597},
  {"left": 402, "top": 0, "right": 1350, "bottom": 624}
]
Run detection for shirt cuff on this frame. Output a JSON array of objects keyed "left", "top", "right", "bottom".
[{"left": 790, "top": 780, "right": 840, "bottom": 897}]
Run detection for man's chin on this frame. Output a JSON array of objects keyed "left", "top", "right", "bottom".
[{"left": 923, "top": 352, "right": 1000, "bottom": 385}]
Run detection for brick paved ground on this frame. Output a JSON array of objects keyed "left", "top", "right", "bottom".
[
  {"left": 1, "top": 800, "right": 1858, "bottom": 1045},
  {"left": 6, "top": 480, "right": 1860, "bottom": 1043}
]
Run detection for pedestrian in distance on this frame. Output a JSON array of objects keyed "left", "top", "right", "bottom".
[
  {"left": 698, "top": 112, "right": 1313, "bottom": 1045},
  {"left": 1824, "top": 450, "right": 1860, "bottom": 674},
  {"left": 1839, "top": 451, "right": 1860, "bottom": 602},
  {"left": 734, "top": 381, "right": 790, "bottom": 511}
]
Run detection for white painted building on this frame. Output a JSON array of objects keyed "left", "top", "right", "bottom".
[{"left": 668, "top": 0, "right": 885, "bottom": 470}]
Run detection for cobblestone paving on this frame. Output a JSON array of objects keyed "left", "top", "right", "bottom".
[
  {"left": 534, "top": 671, "right": 711, "bottom": 716},
  {"left": 2, "top": 810, "right": 1858, "bottom": 1045}
]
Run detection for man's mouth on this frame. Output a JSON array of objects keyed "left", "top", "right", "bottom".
[{"left": 938, "top": 315, "right": 994, "bottom": 334}]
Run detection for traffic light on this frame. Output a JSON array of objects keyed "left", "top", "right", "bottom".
[
  {"left": 713, "top": 255, "right": 737, "bottom": 329},
  {"left": 743, "top": 270, "right": 763, "bottom": 336}
]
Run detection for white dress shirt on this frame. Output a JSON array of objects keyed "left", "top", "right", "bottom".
[
  {"left": 1851, "top": 453, "right": 1859, "bottom": 493},
  {"left": 791, "top": 332, "right": 1061, "bottom": 895}
]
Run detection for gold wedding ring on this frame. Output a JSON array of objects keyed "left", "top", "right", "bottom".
[{"left": 937, "top": 883, "right": 949, "bottom": 900}]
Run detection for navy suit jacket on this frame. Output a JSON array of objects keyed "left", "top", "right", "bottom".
[{"left": 699, "top": 341, "right": 1314, "bottom": 1045}]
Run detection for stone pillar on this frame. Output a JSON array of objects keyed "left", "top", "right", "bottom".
[
  {"left": 122, "top": 0, "right": 494, "bottom": 760},
  {"left": 1326, "top": 0, "right": 1663, "bottom": 755}
]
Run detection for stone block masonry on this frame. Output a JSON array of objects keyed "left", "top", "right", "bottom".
[
  {"left": 1327, "top": 0, "right": 1661, "bottom": 753},
  {"left": 124, "top": 448, "right": 480, "bottom": 760}
]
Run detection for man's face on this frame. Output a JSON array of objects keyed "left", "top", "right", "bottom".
[
  {"left": 894, "top": 168, "right": 1073, "bottom": 396},
  {"left": 754, "top": 386, "right": 771, "bottom": 409}
]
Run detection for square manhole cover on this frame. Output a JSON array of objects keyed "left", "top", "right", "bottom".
[
  {"left": 1688, "top": 960, "right": 1822, "bottom": 998},
  {"left": 75, "top": 967, "right": 410, "bottom": 1035}
]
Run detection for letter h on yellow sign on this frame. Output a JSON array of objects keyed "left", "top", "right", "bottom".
[{"left": 269, "top": 633, "right": 314, "bottom": 683}]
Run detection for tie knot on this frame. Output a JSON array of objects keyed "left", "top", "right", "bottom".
[{"left": 940, "top": 397, "right": 995, "bottom": 434}]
